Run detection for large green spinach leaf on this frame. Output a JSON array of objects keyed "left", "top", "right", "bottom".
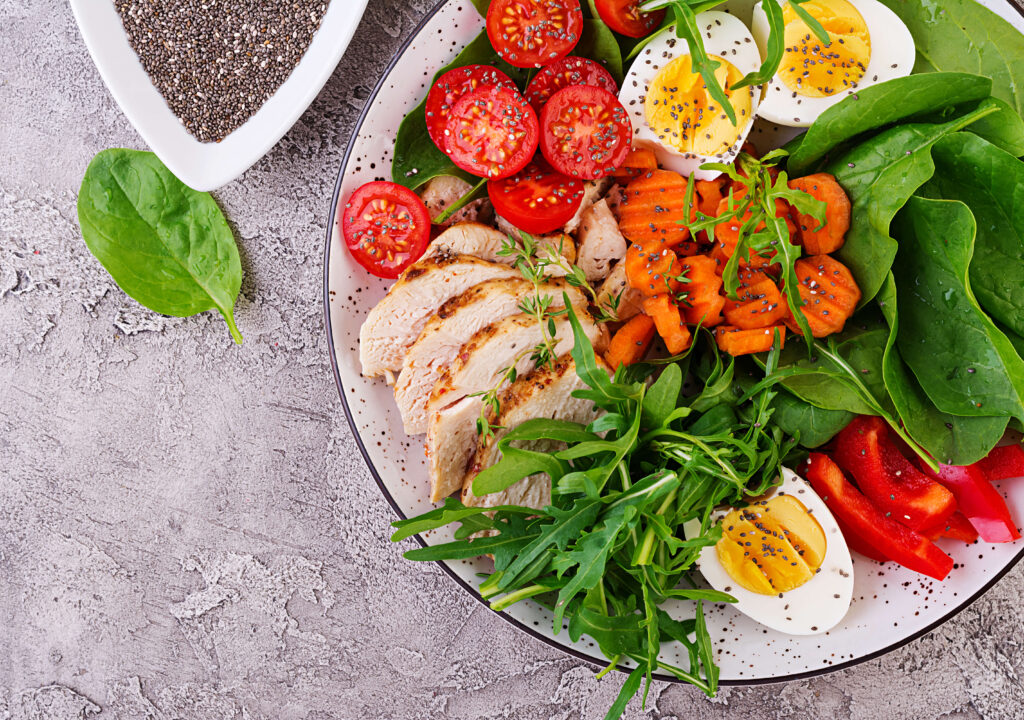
[
  {"left": 77, "top": 149, "right": 243, "bottom": 343},
  {"left": 577, "top": 19, "right": 624, "bottom": 83},
  {"left": 922, "top": 132, "right": 1024, "bottom": 336},
  {"left": 963, "top": 96, "right": 1024, "bottom": 156},
  {"left": 768, "top": 390, "right": 853, "bottom": 448},
  {"left": 391, "top": 31, "right": 528, "bottom": 189},
  {"left": 877, "top": 274, "right": 1007, "bottom": 465},
  {"left": 827, "top": 103, "right": 996, "bottom": 305},
  {"left": 880, "top": 0, "right": 1024, "bottom": 117},
  {"left": 893, "top": 196, "right": 1024, "bottom": 422},
  {"left": 788, "top": 73, "right": 992, "bottom": 175}
]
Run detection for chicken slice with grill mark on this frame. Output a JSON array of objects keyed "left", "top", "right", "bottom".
[
  {"left": 425, "top": 311, "right": 608, "bottom": 502},
  {"left": 576, "top": 198, "right": 627, "bottom": 282},
  {"left": 358, "top": 254, "right": 520, "bottom": 378},
  {"left": 427, "top": 222, "right": 573, "bottom": 271},
  {"left": 394, "top": 278, "right": 585, "bottom": 435},
  {"left": 461, "top": 355, "right": 609, "bottom": 510}
]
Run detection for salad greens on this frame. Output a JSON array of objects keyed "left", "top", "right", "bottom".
[
  {"left": 77, "top": 149, "right": 244, "bottom": 344},
  {"left": 786, "top": 72, "right": 993, "bottom": 175},
  {"left": 827, "top": 103, "right": 997, "bottom": 305},
  {"left": 923, "top": 132, "right": 1024, "bottom": 336},
  {"left": 892, "top": 196, "right": 1024, "bottom": 423},
  {"left": 880, "top": 0, "right": 1024, "bottom": 116},
  {"left": 393, "top": 308, "right": 796, "bottom": 714}
]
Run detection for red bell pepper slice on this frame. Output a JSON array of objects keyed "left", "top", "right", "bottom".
[
  {"left": 805, "top": 453, "right": 954, "bottom": 581},
  {"left": 924, "top": 511, "right": 979, "bottom": 544},
  {"left": 975, "top": 443, "right": 1024, "bottom": 482},
  {"left": 834, "top": 514, "right": 890, "bottom": 562},
  {"left": 917, "top": 462, "right": 1021, "bottom": 544},
  {"left": 833, "top": 416, "right": 956, "bottom": 532}
]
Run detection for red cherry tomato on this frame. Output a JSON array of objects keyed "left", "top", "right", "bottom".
[
  {"left": 486, "top": 0, "right": 584, "bottom": 69},
  {"left": 488, "top": 157, "right": 585, "bottom": 235},
  {"left": 594, "top": 0, "right": 666, "bottom": 38},
  {"left": 341, "top": 181, "right": 432, "bottom": 279},
  {"left": 443, "top": 84, "right": 539, "bottom": 180},
  {"left": 424, "top": 64, "right": 515, "bottom": 151},
  {"left": 524, "top": 56, "right": 618, "bottom": 115},
  {"left": 539, "top": 85, "right": 632, "bottom": 180}
]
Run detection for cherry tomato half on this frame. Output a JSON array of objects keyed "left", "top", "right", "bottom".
[
  {"left": 342, "top": 181, "right": 431, "bottom": 279},
  {"left": 524, "top": 56, "right": 618, "bottom": 115},
  {"left": 443, "top": 84, "right": 540, "bottom": 180},
  {"left": 595, "top": 0, "right": 665, "bottom": 39},
  {"left": 539, "top": 85, "right": 633, "bottom": 180},
  {"left": 424, "top": 64, "right": 516, "bottom": 151},
  {"left": 488, "top": 157, "right": 585, "bottom": 234},
  {"left": 486, "top": 0, "right": 584, "bottom": 69}
]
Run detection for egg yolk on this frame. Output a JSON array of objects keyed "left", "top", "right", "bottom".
[
  {"left": 644, "top": 54, "right": 755, "bottom": 159},
  {"left": 779, "top": 0, "right": 871, "bottom": 98},
  {"left": 715, "top": 494, "right": 827, "bottom": 595}
]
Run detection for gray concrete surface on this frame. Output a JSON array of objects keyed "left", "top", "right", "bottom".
[{"left": 1, "top": 1, "right": 1022, "bottom": 718}]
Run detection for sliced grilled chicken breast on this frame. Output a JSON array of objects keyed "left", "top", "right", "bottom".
[
  {"left": 420, "top": 176, "right": 493, "bottom": 227},
  {"left": 461, "top": 355, "right": 609, "bottom": 510},
  {"left": 425, "top": 311, "right": 609, "bottom": 502},
  {"left": 576, "top": 199, "right": 627, "bottom": 282},
  {"left": 564, "top": 177, "right": 613, "bottom": 233},
  {"left": 597, "top": 260, "right": 643, "bottom": 322},
  {"left": 358, "top": 254, "right": 520, "bottom": 377},
  {"left": 431, "top": 222, "right": 574, "bottom": 270},
  {"left": 494, "top": 214, "right": 577, "bottom": 266},
  {"left": 394, "top": 279, "right": 585, "bottom": 435}
]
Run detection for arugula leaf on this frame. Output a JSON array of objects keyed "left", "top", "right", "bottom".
[
  {"left": 732, "top": 0, "right": 784, "bottom": 91},
  {"left": 390, "top": 497, "right": 537, "bottom": 541},
  {"left": 77, "top": 149, "right": 243, "bottom": 344},
  {"left": 789, "top": 0, "right": 831, "bottom": 46},
  {"left": 641, "top": 363, "right": 683, "bottom": 429},
  {"left": 500, "top": 498, "right": 604, "bottom": 589},
  {"left": 828, "top": 103, "right": 998, "bottom": 305},
  {"left": 892, "top": 196, "right": 1024, "bottom": 422},
  {"left": 877, "top": 274, "right": 1008, "bottom": 466},
  {"left": 923, "top": 132, "right": 1024, "bottom": 336},
  {"left": 604, "top": 666, "right": 644, "bottom": 720},
  {"left": 668, "top": 3, "right": 736, "bottom": 126},
  {"left": 879, "top": 0, "right": 1024, "bottom": 116},
  {"left": 787, "top": 72, "right": 993, "bottom": 175}
]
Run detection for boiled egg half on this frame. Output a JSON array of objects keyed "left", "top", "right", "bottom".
[
  {"left": 751, "top": 0, "right": 916, "bottom": 126},
  {"left": 684, "top": 467, "right": 854, "bottom": 635},
  {"left": 619, "top": 12, "right": 762, "bottom": 180}
]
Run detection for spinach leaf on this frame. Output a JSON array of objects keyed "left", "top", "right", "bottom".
[
  {"left": 964, "top": 96, "right": 1024, "bottom": 157},
  {"left": 879, "top": 0, "right": 1024, "bottom": 117},
  {"left": 893, "top": 196, "right": 1024, "bottom": 422},
  {"left": 391, "top": 31, "right": 528, "bottom": 190},
  {"left": 577, "top": 19, "right": 625, "bottom": 84},
  {"left": 471, "top": 0, "right": 490, "bottom": 14},
  {"left": 787, "top": 72, "right": 992, "bottom": 175},
  {"left": 877, "top": 274, "right": 1008, "bottom": 465},
  {"left": 77, "top": 149, "right": 243, "bottom": 343},
  {"left": 923, "top": 132, "right": 1024, "bottom": 336},
  {"left": 827, "top": 103, "right": 997, "bottom": 305},
  {"left": 768, "top": 390, "right": 853, "bottom": 448}
]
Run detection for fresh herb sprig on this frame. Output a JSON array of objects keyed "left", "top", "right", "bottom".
[
  {"left": 472, "top": 232, "right": 623, "bottom": 438},
  {"left": 696, "top": 150, "right": 826, "bottom": 349},
  {"left": 392, "top": 305, "right": 795, "bottom": 718}
]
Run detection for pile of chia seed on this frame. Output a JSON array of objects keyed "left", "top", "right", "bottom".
[{"left": 115, "top": 0, "right": 331, "bottom": 143}]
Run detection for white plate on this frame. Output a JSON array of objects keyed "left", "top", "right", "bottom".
[
  {"left": 70, "top": 0, "right": 369, "bottom": 191},
  {"left": 324, "top": 0, "right": 1024, "bottom": 685}
]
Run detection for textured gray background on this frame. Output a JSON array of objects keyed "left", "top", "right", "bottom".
[{"left": 1, "top": 1, "right": 1022, "bottom": 718}]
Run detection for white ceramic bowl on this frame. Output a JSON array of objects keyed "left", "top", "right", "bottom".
[
  {"left": 325, "top": 0, "right": 1024, "bottom": 685},
  {"left": 70, "top": 0, "right": 369, "bottom": 191}
]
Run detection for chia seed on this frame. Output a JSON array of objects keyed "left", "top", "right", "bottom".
[{"left": 115, "top": 0, "right": 331, "bottom": 143}]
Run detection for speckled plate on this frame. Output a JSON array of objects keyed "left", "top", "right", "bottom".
[{"left": 325, "top": 0, "right": 1024, "bottom": 685}]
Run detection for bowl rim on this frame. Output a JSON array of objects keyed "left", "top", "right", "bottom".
[
  {"left": 323, "top": 0, "right": 1024, "bottom": 685},
  {"left": 70, "top": 0, "right": 369, "bottom": 191}
]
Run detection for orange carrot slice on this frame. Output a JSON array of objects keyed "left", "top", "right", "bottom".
[
  {"left": 785, "top": 255, "right": 861, "bottom": 338},
  {"left": 715, "top": 325, "right": 787, "bottom": 356},
  {"left": 642, "top": 294, "right": 693, "bottom": 355},
  {"left": 788, "top": 173, "right": 850, "bottom": 255},
  {"left": 723, "top": 274, "right": 789, "bottom": 329},
  {"left": 618, "top": 169, "right": 696, "bottom": 252},
  {"left": 612, "top": 148, "right": 659, "bottom": 179},
  {"left": 625, "top": 242, "right": 682, "bottom": 297},
  {"left": 605, "top": 314, "right": 656, "bottom": 368},
  {"left": 679, "top": 254, "right": 724, "bottom": 327}
]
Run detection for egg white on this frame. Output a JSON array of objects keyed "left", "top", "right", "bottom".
[
  {"left": 684, "top": 467, "right": 854, "bottom": 635},
  {"left": 619, "top": 12, "right": 763, "bottom": 181},
  {"left": 751, "top": 0, "right": 916, "bottom": 127}
]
